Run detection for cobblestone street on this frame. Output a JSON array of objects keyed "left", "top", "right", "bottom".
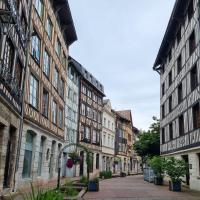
[{"left": 83, "top": 175, "right": 200, "bottom": 200}]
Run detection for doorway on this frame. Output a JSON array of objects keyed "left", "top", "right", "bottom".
[
  {"left": 182, "top": 155, "right": 190, "bottom": 185},
  {"left": 79, "top": 151, "right": 84, "bottom": 176},
  {"left": 3, "top": 126, "right": 16, "bottom": 188}
]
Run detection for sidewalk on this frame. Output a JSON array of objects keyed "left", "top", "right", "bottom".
[{"left": 84, "top": 175, "right": 200, "bottom": 200}]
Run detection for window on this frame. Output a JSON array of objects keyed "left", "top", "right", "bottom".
[
  {"left": 93, "top": 94, "right": 97, "bottom": 102},
  {"left": 168, "top": 49, "right": 172, "bottom": 62},
  {"left": 96, "top": 131, "right": 100, "bottom": 143},
  {"left": 85, "top": 127, "right": 90, "bottom": 140},
  {"left": 169, "top": 95, "right": 172, "bottom": 113},
  {"left": 63, "top": 53, "right": 67, "bottom": 69},
  {"left": 108, "top": 135, "right": 110, "bottom": 147},
  {"left": 55, "top": 38, "right": 61, "bottom": 56},
  {"left": 108, "top": 121, "right": 110, "bottom": 129},
  {"left": 188, "top": 0, "right": 194, "bottom": 21},
  {"left": 32, "top": 33, "right": 41, "bottom": 63},
  {"left": 162, "top": 128, "right": 165, "bottom": 144},
  {"left": 169, "top": 123, "right": 173, "bottom": 141},
  {"left": 68, "top": 87, "right": 73, "bottom": 100},
  {"left": 112, "top": 123, "right": 114, "bottom": 131},
  {"left": 34, "top": 0, "right": 43, "bottom": 19},
  {"left": 3, "top": 39, "right": 14, "bottom": 71},
  {"left": 42, "top": 88, "right": 49, "bottom": 117},
  {"left": 43, "top": 50, "right": 50, "bottom": 77},
  {"left": 177, "top": 54, "right": 182, "bottom": 74},
  {"left": 192, "top": 103, "right": 200, "bottom": 129},
  {"left": 178, "top": 83, "right": 183, "bottom": 104},
  {"left": 162, "top": 104, "right": 165, "bottom": 119},
  {"left": 168, "top": 70, "right": 172, "bottom": 87},
  {"left": 59, "top": 107, "right": 63, "bottom": 128},
  {"left": 59, "top": 78, "right": 64, "bottom": 98},
  {"left": 96, "top": 154, "right": 99, "bottom": 169},
  {"left": 53, "top": 67, "right": 59, "bottom": 89},
  {"left": 98, "top": 112, "right": 101, "bottom": 123},
  {"left": 38, "top": 137, "right": 45, "bottom": 176},
  {"left": 104, "top": 118, "right": 106, "bottom": 127},
  {"left": 45, "top": 17, "right": 53, "bottom": 39},
  {"left": 52, "top": 100, "right": 57, "bottom": 124},
  {"left": 176, "top": 27, "right": 181, "bottom": 44},
  {"left": 82, "top": 85, "right": 87, "bottom": 94},
  {"left": 162, "top": 83, "right": 165, "bottom": 96},
  {"left": 87, "top": 89, "right": 92, "bottom": 98},
  {"left": 189, "top": 31, "right": 196, "bottom": 55},
  {"left": 179, "top": 115, "right": 184, "bottom": 136},
  {"left": 191, "top": 65, "right": 198, "bottom": 91},
  {"left": 73, "top": 92, "right": 77, "bottom": 103},
  {"left": 29, "top": 74, "right": 39, "bottom": 108},
  {"left": 198, "top": 153, "right": 200, "bottom": 176},
  {"left": 103, "top": 134, "right": 106, "bottom": 145},
  {"left": 22, "top": 132, "right": 34, "bottom": 178},
  {"left": 81, "top": 103, "right": 86, "bottom": 116},
  {"left": 15, "top": 60, "right": 23, "bottom": 89},
  {"left": 92, "top": 129, "right": 97, "bottom": 143}
]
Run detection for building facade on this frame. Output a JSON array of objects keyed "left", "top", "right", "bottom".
[
  {"left": 153, "top": 0, "right": 200, "bottom": 191},
  {"left": 16, "top": 0, "right": 77, "bottom": 189},
  {"left": 101, "top": 99, "right": 115, "bottom": 172},
  {"left": 70, "top": 58, "right": 105, "bottom": 177},
  {"left": 63, "top": 56, "right": 81, "bottom": 177},
  {"left": 0, "top": 0, "right": 29, "bottom": 192}
]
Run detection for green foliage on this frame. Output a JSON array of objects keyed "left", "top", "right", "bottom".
[
  {"left": 164, "top": 157, "right": 187, "bottom": 183},
  {"left": 148, "top": 156, "right": 165, "bottom": 178},
  {"left": 133, "top": 117, "right": 160, "bottom": 162},
  {"left": 14, "top": 183, "right": 63, "bottom": 200},
  {"left": 99, "top": 171, "right": 112, "bottom": 179},
  {"left": 65, "top": 187, "right": 79, "bottom": 197},
  {"left": 90, "top": 177, "right": 99, "bottom": 183},
  {"left": 80, "top": 176, "right": 88, "bottom": 185}
]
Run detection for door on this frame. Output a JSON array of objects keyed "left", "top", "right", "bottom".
[
  {"left": 80, "top": 151, "right": 84, "bottom": 176},
  {"left": 182, "top": 155, "right": 190, "bottom": 185}
]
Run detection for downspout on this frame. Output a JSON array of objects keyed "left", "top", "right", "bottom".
[{"left": 12, "top": 0, "right": 33, "bottom": 192}]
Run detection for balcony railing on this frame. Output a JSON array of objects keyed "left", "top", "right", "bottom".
[{"left": 0, "top": 62, "right": 22, "bottom": 104}]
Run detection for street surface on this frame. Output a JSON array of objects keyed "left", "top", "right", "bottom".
[{"left": 84, "top": 175, "right": 200, "bottom": 200}]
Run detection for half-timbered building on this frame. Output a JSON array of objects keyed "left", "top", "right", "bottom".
[
  {"left": 154, "top": 0, "right": 200, "bottom": 191},
  {"left": 17, "top": 0, "right": 77, "bottom": 188},
  {"left": 69, "top": 57, "right": 105, "bottom": 177},
  {"left": 0, "top": 0, "right": 30, "bottom": 192}
]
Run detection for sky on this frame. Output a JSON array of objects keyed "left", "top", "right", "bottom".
[{"left": 68, "top": 0, "right": 175, "bottom": 131}]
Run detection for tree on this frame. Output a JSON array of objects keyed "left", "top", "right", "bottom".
[{"left": 133, "top": 117, "right": 160, "bottom": 167}]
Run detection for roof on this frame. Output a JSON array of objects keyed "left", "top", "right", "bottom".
[
  {"left": 52, "top": 0, "right": 77, "bottom": 46},
  {"left": 153, "top": 0, "right": 190, "bottom": 70},
  {"left": 116, "top": 110, "right": 133, "bottom": 123},
  {"left": 68, "top": 56, "right": 105, "bottom": 96}
]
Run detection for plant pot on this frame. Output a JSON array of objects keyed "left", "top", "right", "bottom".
[
  {"left": 169, "top": 181, "right": 181, "bottom": 192},
  {"left": 154, "top": 177, "right": 163, "bottom": 185},
  {"left": 88, "top": 181, "right": 99, "bottom": 191},
  {"left": 120, "top": 172, "right": 127, "bottom": 177}
]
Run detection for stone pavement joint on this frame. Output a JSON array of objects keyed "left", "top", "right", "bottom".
[{"left": 83, "top": 175, "right": 200, "bottom": 200}]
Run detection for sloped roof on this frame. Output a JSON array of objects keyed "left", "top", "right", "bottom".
[{"left": 116, "top": 110, "right": 132, "bottom": 123}]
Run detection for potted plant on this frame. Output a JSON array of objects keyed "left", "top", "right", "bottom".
[
  {"left": 88, "top": 177, "right": 99, "bottom": 191},
  {"left": 164, "top": 157, "right": 187, "bottom": 192},
  {"left": 148, "top": 156, "right": 164, "bottom": 185},
  {"left": 68, "top": 152, "right": 81, "bottom": 164}
]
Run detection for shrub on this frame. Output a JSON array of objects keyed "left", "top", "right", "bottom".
[
  {"left": 164, "top": 157, "right": 187, "bottom": 183},
  {"left": 65, "top": 187, "right": 79, "bottom": 197},
  {"left": 80, "top": 176, "right": 88, "bottom": 185},
  {"left": 148, "top": 156, "right": 165, "bottom": 178},
  {"left": 99, "top": 171, "right": 112, "bottom": 179}
]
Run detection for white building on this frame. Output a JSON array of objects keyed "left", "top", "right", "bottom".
[
  {"left": 101, "top": 99, "right": 115, "bottom": 172},
  {"left": 153, "top": 0, "right": 200, "bottom": 191}
]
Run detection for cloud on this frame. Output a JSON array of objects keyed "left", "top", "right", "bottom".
[{"left": 69, "top": 0, "right": 174, "bottom": 130}]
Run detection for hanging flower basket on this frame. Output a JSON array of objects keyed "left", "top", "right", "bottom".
[
  {"left": 66, "top": 159, "right": 74, "bottom": 168},
  {"left": 69, "top": 152, "right": 81, "bottom": 165}
]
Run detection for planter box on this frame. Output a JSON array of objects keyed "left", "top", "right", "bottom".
[
  {"left": 154, "top": 177, "right": 163, "bottom": 185},
  {"left": 88, "top": 181, "right": 99, "bottom": 191},
  {"left": 169, "top": 181, "right": 181, "bottom": 192},
  {"left": 143, "top": 167, "right": 155, "bottom": 183}
]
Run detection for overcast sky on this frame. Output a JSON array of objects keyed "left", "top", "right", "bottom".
[{"left": 68, "top": 0, "right": 175, "bottom": 131}]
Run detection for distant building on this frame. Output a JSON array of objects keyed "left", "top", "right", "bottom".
[
  {"left": 63, "top": 56, "right": 81, "bottom": 177},
  {"left": 153, "top": 0, "right": 200, "bottom": 191},
  {"left": 69, "top": 57, "right": 105, "bottom": 177},
  {"left": 102, "top": 99, "right": 116, "bottom": 172},
  {"left": 115, "top": 110, "right": 135, "bottom": 174}
]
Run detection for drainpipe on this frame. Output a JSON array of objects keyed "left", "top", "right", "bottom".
[{"left": 12, "top": 0, "right": 33, "bottom": 192}]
